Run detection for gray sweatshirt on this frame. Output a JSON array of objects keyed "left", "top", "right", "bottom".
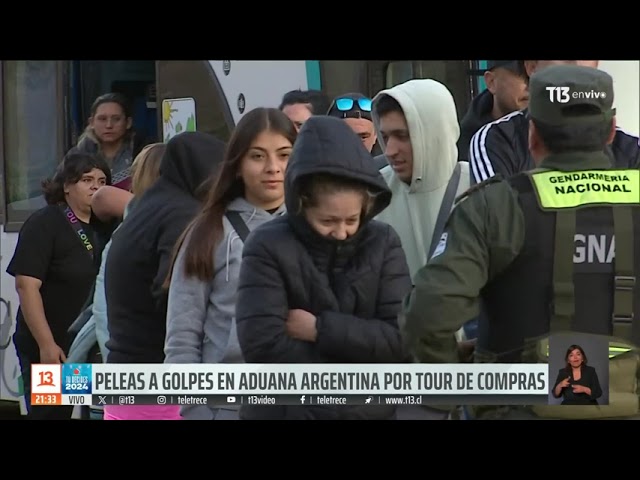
[{"left": 164, "top": 197, "right": 285, "bottom": 419}]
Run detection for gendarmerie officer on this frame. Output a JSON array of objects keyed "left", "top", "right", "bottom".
[{"left": 401, "top": 64, "right": 640, "bottom": 420}]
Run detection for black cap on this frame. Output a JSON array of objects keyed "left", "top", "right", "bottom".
[
  {"left": 470, "top": 60, "right": 525, "bottom": 77},
  {"left": 487, "top": 60, "right": 520, "bottom": 71},
  {"left": 528, "top": 64, "right": 615, "bottom": 127}
]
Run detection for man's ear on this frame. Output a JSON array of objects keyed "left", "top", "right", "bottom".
[
  {"left": 483, "top": 71, "right": 497, "bottom": 94},
  {"left": 524, "top": 61, "right": 538, "bottom": 78}
]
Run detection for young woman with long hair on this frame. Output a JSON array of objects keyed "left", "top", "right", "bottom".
[{"left": 164, "top": 107, "right": 296, "bottom": 420}]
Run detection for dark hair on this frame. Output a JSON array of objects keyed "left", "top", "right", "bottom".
[
  {"left": 564, "top": 344, "right": 588, "bottom": 370},
  {"left": 297, "top": 173, "right": 377, "bottom": 219},
  {"left": 90, "top": 92, "right": 133, "bottom": 119},
  {"left": 42, "top": 153, "right": 112, "bottom": 205},
  {"left": 531, "top": 105, "right": 613, "bottom": 153},
  {"left": 374, "top": 94, "right": 403, "bottom": 118},
  {"left": 279, "top": 89, "right": 330, "bottom": 115},
  {"left": 493, "top": 61, "right": 528, "bottom": 80},
  {"left": 166, "top": 107, "right": 297, "bottom": 285}
]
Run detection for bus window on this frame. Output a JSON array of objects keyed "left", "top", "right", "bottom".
[
  {"left": 319, "top": 61, "right": 367, "bottom": 103},
  {"left": 383, "top": 61, "right": 474, "bottom": 120},
  {"left": 2, "top": 61, "right": 64, "bottom": 230},
  {"left": 476, "top": 60, "right": 488, "bottom": 92},
  {"left": 156, "top": 61, "right": 232, "bottom": 143},
  {"left": 385, "top": 61, "right": 413, "bottom": 88}
]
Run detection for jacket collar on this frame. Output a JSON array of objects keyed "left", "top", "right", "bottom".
[{"left": 538, "top": 151, "right": 612, "bottom": 171}]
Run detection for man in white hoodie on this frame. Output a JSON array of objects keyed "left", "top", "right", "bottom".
[
  {"left": 373, "top": 81, "right": 476, "bottom": 420},
  {"left": 373, "top": 79, "right": 471, "bottom": 282}
]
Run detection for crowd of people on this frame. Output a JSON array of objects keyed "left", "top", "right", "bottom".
[{"left": 7, "top": 60, "right": 640, "bottom": 421}]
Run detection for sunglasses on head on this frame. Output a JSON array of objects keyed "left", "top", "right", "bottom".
[{"left": 334, "top": 97, "right": 372, "bottom": 112}]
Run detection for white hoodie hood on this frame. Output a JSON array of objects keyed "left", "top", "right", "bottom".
[{"left": 373, "top": 79, "right": 467, "bottom": 279}]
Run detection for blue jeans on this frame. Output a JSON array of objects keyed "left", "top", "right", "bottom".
[
  {"left": 66, "top": 314, "right": 109, "bottom": 364},
  {"left": 67, "top": 316, "right": 95, "bottom": 364},
  {"left": 463, "top": 317, "right": 479, "bottom": 340}
]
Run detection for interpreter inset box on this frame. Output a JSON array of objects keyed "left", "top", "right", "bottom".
[{"left": 548, "top": 333, "right": 609, "bottom": 406}]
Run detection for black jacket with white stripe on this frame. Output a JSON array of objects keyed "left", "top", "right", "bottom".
[{"left": 468, "top": 109, "right": 640, "bottom": 183}]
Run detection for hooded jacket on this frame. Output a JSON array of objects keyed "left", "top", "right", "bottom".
[
  {"left": 457, "top": 89, "right": 495, "bottom": 163},
  {"left": 165, "top": 197, "right": 285, "bottom": 420},
  {"left": 469, "top": 109, "right": 640, "bottom": 183},
  {"left": 372, "top": 79, "right": 471, "bottom": 280},
  {"left": 235, "top": 116, "right": 412, "bottom": 420},
  {"left": 105, "top": 131, "right": 225, "bottom": 364}
]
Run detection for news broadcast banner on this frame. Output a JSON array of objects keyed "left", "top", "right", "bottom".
[{"left": 30, "top": 363, "right": 551, "bottom": 407}]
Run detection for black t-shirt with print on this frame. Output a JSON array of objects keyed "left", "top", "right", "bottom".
[{"left": 7, "top": 204, "right": 113, "bottom": 355}]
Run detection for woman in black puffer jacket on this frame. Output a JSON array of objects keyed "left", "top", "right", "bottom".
[{"left": 236, "top": 115, "right": 412, "bottom": 420}]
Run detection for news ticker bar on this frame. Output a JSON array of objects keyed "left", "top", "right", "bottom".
[
  {"left": 33, "top": 394, "right": 549, "bottom": 407},
  {"left": 36, "top": 363, "right": 550, "bottom": 396}
]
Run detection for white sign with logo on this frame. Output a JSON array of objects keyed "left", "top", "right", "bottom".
[{"left": 162, "top": 97, "right": 197, "bottom": 142}]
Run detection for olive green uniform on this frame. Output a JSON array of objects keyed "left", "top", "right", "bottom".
[
  {"left": 401, "top": 64, "right": 640, "bottom": 420},
  {"left": 401, "top": 149, "right": 613, "bottom": 364}
]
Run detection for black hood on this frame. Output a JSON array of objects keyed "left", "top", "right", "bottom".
[
  {"left": 160, "top": 131, "right": 226, "bottom": 196},
  {"left": 457, "top": 89, "right": 495, "bottom": 161},
  {"left": 460, "top": 89, "right": 494, "bottom": 136},
  {"left": 285, "top": 115, "right": 392, "bottom": 222}
]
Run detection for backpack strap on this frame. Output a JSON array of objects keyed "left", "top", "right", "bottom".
[
  {"left": 225, "top": 211, "right": 250, "bottom": 242},
  {"left": 612, "top": 206, "right": 636, "bottom": 342},
  {"left": 59, "top": 203, "right": 94, "bottom": 259},
  {"left": 428, "top": 162, "right": 462, "bottom": 259},
  {"left": 454, "top": 173, "right": 503, "bottom": 205},
  {"left": 551, "top": 209, "right": 577, "bottom": 333}
]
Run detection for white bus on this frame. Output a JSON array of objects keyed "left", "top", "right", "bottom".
[{"left": 1, "top": 60, "right": 638, "bottom": 409}]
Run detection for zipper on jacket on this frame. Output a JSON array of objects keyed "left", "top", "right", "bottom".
[{"left": 327, "top": 243, "right": 340, "bottom": 289}]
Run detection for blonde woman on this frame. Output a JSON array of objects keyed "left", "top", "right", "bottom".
[
  {"left": 104, "top": 131, "right": 225, "bottom": 421},
  {"left": 66, "top": 143, "right": 166, "bottom": 365}
]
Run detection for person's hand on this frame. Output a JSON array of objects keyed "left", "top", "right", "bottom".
[
  {"left": 559, "top": 377, "right": 571, "bottom": 389},
  {"left": 572, "top": 384, "right": 588, "bottom": 394},
  {"left": 39, "top": 343, "right": 66, "bottom": 364},
  {"left": 286, "top": 309, "right": 317, "bottom": 342},
  {"left": 457, "top": 339, "right": 476, "bottom": 363}
]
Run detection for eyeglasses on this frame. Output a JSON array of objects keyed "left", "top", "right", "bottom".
[{"left": 333, "top": 97, "right": 372, "bottom": 112}]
